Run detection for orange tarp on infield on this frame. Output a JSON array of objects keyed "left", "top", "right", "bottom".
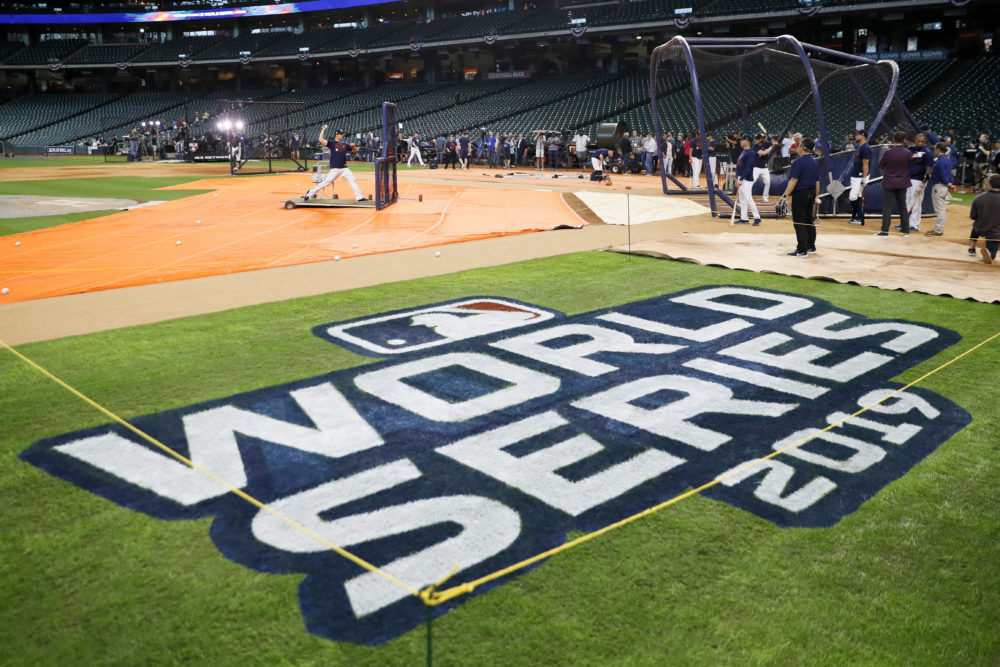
[{"left": 0, "top": 173, "right": 584, "bottom": 303}]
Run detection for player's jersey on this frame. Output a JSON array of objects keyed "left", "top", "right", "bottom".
[
  {"left": 789, "top": 154, "right": 820, "bottom": 191},
  {"left": 850, "top": 142, "right": 871, "bottom": 178},
  {"left": 908, "top": 145, "right": 933, "bottom": 179},
  {"left": 706, "top": 139, "right": 716, "bottom": 156},
  {"left": 591, "top": 148, "right": 609, "bottom": 163},
  {"left": 737, "top": 148, "right": 757, "bottom": 181},
  {"left": 458, "top": 136, "right": 470, "bottom": 155},
  {"left": 329, "top": 140, "right": 350, "bottom": 169},
  {"left": 690, "top": 139, "right": 702, "bottom": 159},
  {"left": 754, "top": 142, "right": 771, "bottom": 169}
]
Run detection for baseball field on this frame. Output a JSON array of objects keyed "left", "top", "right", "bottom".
[{"left": 1, "top": 156, "right": 997, "bottom": 666}]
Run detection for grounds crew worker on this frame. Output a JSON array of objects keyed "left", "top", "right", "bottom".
[{"left": 302, "top": 125, "right": 366, "bottom": 202}]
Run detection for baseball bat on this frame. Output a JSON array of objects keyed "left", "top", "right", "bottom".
[
  {"left": 730, "top": 189, "right": 738, "bottom": 225},
  {"left": 757, "top": 122, "right": 768, "bottom": 135}
]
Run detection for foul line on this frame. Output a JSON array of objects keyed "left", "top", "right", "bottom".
[
  {"left": 0, "top": 337, "right": 420, "bottom": 599},
  {"left": 419, "top": 327, "right": 1000, "bottom": 605}
]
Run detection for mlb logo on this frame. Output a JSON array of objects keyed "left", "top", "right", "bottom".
[{"left": 315, "top": 297, "right": 559, "bottom": 356}]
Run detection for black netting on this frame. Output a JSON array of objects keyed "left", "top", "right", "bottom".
[{"left": 650, "top": 39, "right": 916, "bottom": 149}]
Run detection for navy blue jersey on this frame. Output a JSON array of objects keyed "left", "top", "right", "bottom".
[
  {"left": 458, "top": 136, "right": 470, "bottom": 155},
  {"left": 925, "top": 129, "right": 940, "bottom": 145},
  {"left": 930, "top": 156, "right": 953, "bottom": 186},
  {"left": 690, "top": 138, "right": 702, "bottom": 159},
  {"left": 329, "top": 140, "right": 350, "bottom": 169},
  {"left": 850, "top": 142, "right": 871, "bottom": 177},
  {"left": 789, "top": 154, "right": 820, "bottom": 191},
  {"left": 446, "top": 140, "right": 457, "bottom": 152},
  {"left": 591, "top": 148, "right": 609, "bottom": 162},
  {"left": 908, "top": 145, "right": 933, "bottom": 179},
  {"left": 754, "top": 141, "right": 771, "bottom": 168},
  {"left": 706, "top": 139, "right": 716, "bottom": 155},
  {"left": 736, "top": 148, "right": 757, "bottom": 181}
]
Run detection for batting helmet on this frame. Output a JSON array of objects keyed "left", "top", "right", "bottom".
[{"left": 774, "top": 197, "right": 789, "bottom": 218}]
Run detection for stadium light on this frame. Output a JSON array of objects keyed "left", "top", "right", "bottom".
[{"left": 235, "top": 120, "right": 244, "bottom": 130}]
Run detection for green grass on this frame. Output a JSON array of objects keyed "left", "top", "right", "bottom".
[
  {"left": 0, "top": 210, "right": 119, "bottom": 236},
  {"left": 0, "top": 176, "right": 210, "bottom": 202},
  {"left": 0, "top": 155, "right": 119, "bottom": 168},
  {"left": 1, "top": 253, "right": 998, "bottom": 665},
  {"left": 0, "top": 176, "right": 211, "bottom": 236}
]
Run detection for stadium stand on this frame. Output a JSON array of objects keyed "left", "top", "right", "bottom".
[
  {"left": 914, "top": 57, "right": 1000, "bottom": 138},
  {"left": 0, "top": 93, "right": 116, "bottom": 143},
  {"left": 3, "top": 38, "right": 88, "bottom": 66},
  {"left": 63, "top": 43, "right": 153, "bottom": 66},
  {"left": 0, "top": 42, "right": 26, "bottom": 63},
  {"left": 254, "top": 28, "right": 354, "bottom": 57},
  {"left": 131, "top": 36, "right": 224, "bottom": 63},
  {"left": 194, "top": 32, "right": 292, "bottom": 61},
  {"left": 895, "top": 59, "right": 956, "bottom": 105},
  {"left": 696, "top": 0, "right": 799, "bottom": 16},
  {"left": 586, "top": 0, "right": 691, "bottom": 26}
]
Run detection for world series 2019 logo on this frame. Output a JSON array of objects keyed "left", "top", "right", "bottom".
[{"left": 21, "top": 286, "right": 971, "bottom": 646}]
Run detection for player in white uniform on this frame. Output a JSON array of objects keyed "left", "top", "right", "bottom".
[{"left": 407, "top": 132, "right": 424, "bottom": 167}]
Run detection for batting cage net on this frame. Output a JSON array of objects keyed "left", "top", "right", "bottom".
[
  {"left": 224, "top": 99, "right": 309, "bottom": 176},
  {"left": 650, "top": 36, "right": 920, "bottom": 217},
  {"left": 375, "top": 101, "right": 399, "bottom": 211}
]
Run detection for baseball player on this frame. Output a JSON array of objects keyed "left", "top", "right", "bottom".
[
  {"left": 459, "top": 131, "right": 470, "bottom": 169},
  {"left": 406, "top": 132, "right": 424, "bottom": 167},
  {"left": 753, "top": 133, "right": 774, "bottom": 202},
  {"left": 735, "top": 135, "right": 761, "bottom": 225},
  {"left": 847, "top": 129, "right": 871, "bottom": 225},
  {"left": 302, "top": 125, "right": 366, "bottom": 202},
  {"left": 591, "top": 147, "right": 614, "bottom": 174}
]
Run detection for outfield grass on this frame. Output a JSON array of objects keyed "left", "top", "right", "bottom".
[
  {"left": 0, "top": 176, "right": 211, "bottom": 236},
  {"left": 0, "top": 155, "right": 116, "bottom": 168},
  {"left": 1, "top": 252, "right": 997, "bottom": 665},
  {"left": 0, "top": 176, "right": 210, "bottom": 202},
  {"left": 0, "top": 210, "right": 117, "bottom": 236}
]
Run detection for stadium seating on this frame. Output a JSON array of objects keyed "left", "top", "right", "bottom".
[
  {"left": 131, "top": 36, "right": 223, "bottom": 63},
  {"left": 0, "top": 42, "right": 25, "bottom": 63},
  {"left": 895, "top": 59, "right": 955, "bottom": 104},
  {"left": 696, "top": 0, "right": 799, "bottom": 16},
  {"left": 4, "top": 38, "right": 88, "bottom": 66},
  {"left": 253, "top": 28, "right": 354, "bottom": 57},
  {"left": 914, "top": 58, "right": 1000, "bottom": 138},
  {"left": 63, "top": 43, "right": 152, "bottom": 66},
  {"left": 0, "top": 93, "right": 116, "bottom": 143},
  {"left": 194, "top": 32, "right": 292, "bottom": 61}
]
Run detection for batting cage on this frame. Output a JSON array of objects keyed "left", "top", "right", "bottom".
[
  {"left": 224, "top": 99, "right": 309, "bottom": 176},
  {"left": 650, "top": 35, "right": 927, "bottom": 219},
  {"left": 375, "top": 101, "right": 399, "bottom": 211}
]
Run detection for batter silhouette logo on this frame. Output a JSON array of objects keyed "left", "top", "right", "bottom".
[{"left": 21, "top": 287, "right": 970, "bottom": 646}]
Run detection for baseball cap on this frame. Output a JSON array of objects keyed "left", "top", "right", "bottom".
[
  {"left": 334, "top": 128, "right": 345, "bottom": 135},
  {"left": 741, "top": 134, "right": 752, "bottom": 141},
  {"left": 855, "top": 129, "right": 868, "bottom": 138}
]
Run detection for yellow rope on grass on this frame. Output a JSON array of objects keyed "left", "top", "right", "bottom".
[
  {"left": 0, "top": 337, "right": 420, "bottom": 599},
  {"left": 420, "top": 328, "right": 1000, "bottom": 605}
]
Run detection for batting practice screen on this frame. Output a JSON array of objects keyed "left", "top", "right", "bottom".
[{"left": 375, "top": 101, "right": 399, "bottom": 211}]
